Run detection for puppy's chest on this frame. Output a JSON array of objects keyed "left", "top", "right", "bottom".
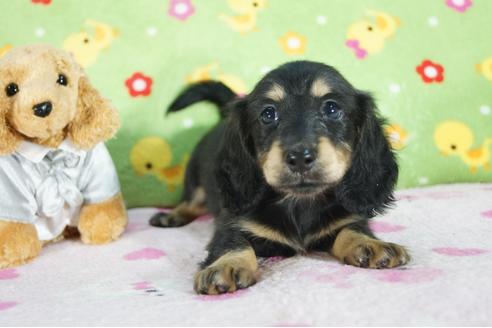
[{"left": 240, "top": 203, "right": 346, "bottom": 254}]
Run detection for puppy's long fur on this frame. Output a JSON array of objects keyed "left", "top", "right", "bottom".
[{"left": 151, "top": 61, "right": 409, "bottom": 295}]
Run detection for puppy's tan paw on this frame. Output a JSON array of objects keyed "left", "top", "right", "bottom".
[
  {"left": 194, "top": 248, "right": 258, "bottom": 294},
  {"left": 343, "top": 240, "right": 410, "bottom": 269},
  {"left": 194, "top": 263, "right": 256, "bottom": 295},
  {"left": 331, "top": 229, "right": 410, "bottom": 269}
]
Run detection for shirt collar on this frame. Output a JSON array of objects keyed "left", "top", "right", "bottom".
[{"left": 15, "top": 139, "right": 84, "bottom": 163}]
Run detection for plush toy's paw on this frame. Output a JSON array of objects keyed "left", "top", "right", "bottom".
[
  {"left": 0, "top": 221, "right": 41, "bottom": 268},
  {"left": 78, "top": 193, "right": 127, "bottom": 245}
]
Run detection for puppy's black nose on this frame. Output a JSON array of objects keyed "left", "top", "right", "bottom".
[
  {"left": 285, "top": 148, "right": 316, "bottom": 173},
  {"left": 33, "top": 101, "right": 52, "bottom": 118}
]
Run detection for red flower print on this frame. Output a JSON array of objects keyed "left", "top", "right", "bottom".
[
  {"left": 31, "top": 0, "right": 51, "bottom": 4},
  {"left": 125, "top": 72, "right": 153, "bottom": 97},
  {"left": 416, "top": 60, "right": 444, "bottom": 83}
]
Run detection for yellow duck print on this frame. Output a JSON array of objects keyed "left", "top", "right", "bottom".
[
  {"left": 63, "top": 19, "right": 119, "bottom": 67},
  {"left": 0, "top": 44, "right": 12, "bottom": 58},
  {"left": 219, "top": 0, "right": 267, "bottom": 34},
  {"left": 346, "top": 10, "right": 400, "bottom": 59},
  {"left": 476, "top": 57, "right": 492, "bottom": 83},
  {"left": 130, "top": 137, "right": 188, "bottom": 192},
  {"left": 434, "top": 121, "right": 492, "bottom": 173},
  {"left": 186, "top": 62, "right": 248, "bottom": 95},
  {"left": 385, "top": 123, "right": 408, "bottom": 150}
]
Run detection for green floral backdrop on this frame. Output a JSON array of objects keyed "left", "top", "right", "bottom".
[{"left": 1, "top": 0, "right": 491, "bottom": 207}]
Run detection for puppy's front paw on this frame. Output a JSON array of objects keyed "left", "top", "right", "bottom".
[
  {"left": 331, "top": 229, "right": 410, "bottom": 269},
  {"left": 343, "top": 240, "right": 410, "bottom": 269},
  {"left": 194, "top": 263, "right": 257, "bottom": 295}
]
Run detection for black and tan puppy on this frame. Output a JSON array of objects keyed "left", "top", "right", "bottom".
[{"left": 150, "top": 61, "right": 410, "bottom": 295}]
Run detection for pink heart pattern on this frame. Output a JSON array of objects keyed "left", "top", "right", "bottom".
[
  {"left": 123, "top": 248, "right": 166, "bottom": 261},
  {"left": 0, "top": 301, "right": 18, "bottom": 311},
  {"left": 0, "top": 269, "right": 19, "bottom": 280},
  {"left": 432, "top": 247, "right": 489, "bottom": 256},
  {"left": 369, "top": 221, "right": 406, "bottom": 233},
  {"left": 481, "top": 210, "right": 492, "bottom": 219}
]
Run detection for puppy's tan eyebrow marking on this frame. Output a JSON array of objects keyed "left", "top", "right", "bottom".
[
  {"left": 265, "top": 83, "right": 285, "bottom": 101},
  {"left": 310, "top": 78, "right": 331, "bottom": 97}
]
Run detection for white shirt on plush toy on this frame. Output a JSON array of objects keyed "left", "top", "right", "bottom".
[{"left": 0, "top": 139, "right": 120, "bottom": 241}]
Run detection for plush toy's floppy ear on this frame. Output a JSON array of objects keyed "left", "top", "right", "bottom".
[
  {"left": 214, "top": 99, "right": 268, "bottom": 215},
  {"left": 0, "top": 94, "right": 21, "bottom": 155},
  {"left": 68, "top": 75, "right": 120, "bottom": 149},
  {"left": 335, "top": 92, "right": 398, "bottom": 218}
]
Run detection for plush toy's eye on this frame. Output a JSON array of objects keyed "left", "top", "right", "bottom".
[
  {"left": 57, "top": 74, "right": 68, "bottom": 86},
  {"left": 322, "top": 100, "right": 343, "bottom": 120},
  {"left": 260, "top": 105, "right": 278, "bottom": 125},
  {"left": 5, "top": 83, "right": 19, "bottom": 97}
]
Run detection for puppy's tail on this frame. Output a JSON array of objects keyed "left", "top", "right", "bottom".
[{"left": 167, "top": 81, "right": 237, "bottom": 118}]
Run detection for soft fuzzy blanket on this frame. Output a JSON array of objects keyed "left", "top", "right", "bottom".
[{"left": 1, "top": 183, "right": 492, "bottom": 326}]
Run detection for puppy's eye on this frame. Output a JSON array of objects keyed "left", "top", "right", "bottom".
[
  {"left": 57, "top": 74, "right": 68, "bottom": 86},
  {"left": 260, "top": 105, "right": 278, "bottom": 125},
  {"left": 5, "top": 83, "right": 19, "bottom": 97},
  {"left": 322, "top": 100, "right": 342, "bottom": 120}
]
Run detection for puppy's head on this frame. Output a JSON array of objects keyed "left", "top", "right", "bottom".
[
  {"left": 0, "top": 44, "right": 119, "bottom": 153},
  {"left": 216, "top": 61, "right": 397, "bottom": 217}
]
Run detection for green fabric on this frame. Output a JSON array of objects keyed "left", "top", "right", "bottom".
[{"left": 1, "top": 0, "right": 491, "bottom": 208}]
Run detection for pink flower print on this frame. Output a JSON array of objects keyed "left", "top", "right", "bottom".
[
  {"left": 446, "top": 0, "right": 473, "bottom": 13},
  {"left": 168, "top": 0, "right": 195, "bottom": 21}
]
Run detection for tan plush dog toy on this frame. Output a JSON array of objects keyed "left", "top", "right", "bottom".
[{"left": 0, "top": 44, "right": 127, "bottom": 268}]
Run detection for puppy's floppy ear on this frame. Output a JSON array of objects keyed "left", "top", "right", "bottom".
[
  {"left": 335, "top": 92, "right": 398, "bottom": 217},
  {"left": 214, "top": 99, "right": 268, "bottom": 215},
  {"left": 68, "top": 75, "right": 120, "bottom": 149},
  {"left": 0, "top": 93, "right": 21, "bottom": 155}
]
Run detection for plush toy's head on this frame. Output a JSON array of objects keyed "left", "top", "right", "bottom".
[{"left": 0, "top": 44, "right": 119, "bottom": 154}]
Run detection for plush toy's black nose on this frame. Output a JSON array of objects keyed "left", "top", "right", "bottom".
[
  {"left": 285, "top": 148, "right": 316, "bottom": 173},
  {"left": 33, "top": 101, "right": 52, "bottom": 118}
]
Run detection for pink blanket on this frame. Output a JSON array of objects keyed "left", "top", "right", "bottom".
[{"left": 1, "top": 183, "right": 492, "bottom": 326}]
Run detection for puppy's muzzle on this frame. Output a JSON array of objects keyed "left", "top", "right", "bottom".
[
  {"left": 285, "top": 148, "right": 316, "bottom": 174},
  {"left": 33, "top": 101, "right": 53, "bottom": 118}
]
